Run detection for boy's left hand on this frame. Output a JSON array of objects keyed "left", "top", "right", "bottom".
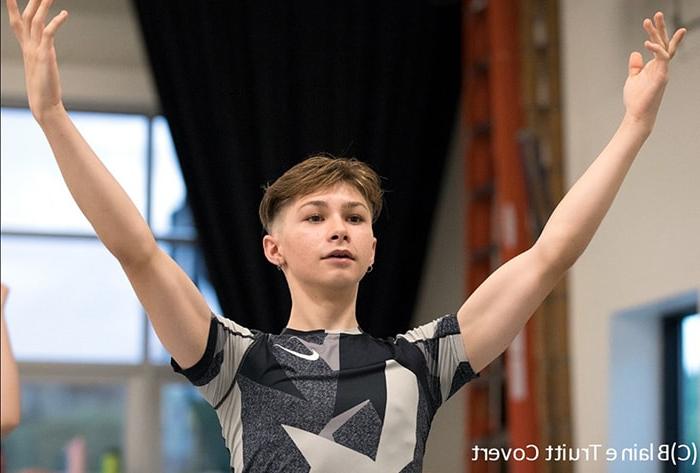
[{"left": 623, "top": 12, "right": 686, "bottom": 129}]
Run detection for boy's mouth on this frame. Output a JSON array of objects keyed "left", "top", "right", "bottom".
[{"left": 322, "top": 249, "right": 355, "bottom": 260}]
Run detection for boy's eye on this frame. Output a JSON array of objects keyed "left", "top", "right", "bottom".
[
  {"left": 348, "top": 215, "right": 365, "bottom": 223},
  {"left": 306, "top": 214, "right": 323, "bottom": 222}
]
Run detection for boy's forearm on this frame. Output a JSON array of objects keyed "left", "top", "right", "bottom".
[
  {"left": 39, "top": 107, "right": 157, "bottom": 265},
  {"left": 535, "top": 115, "right": 652, "bottom": 270}
]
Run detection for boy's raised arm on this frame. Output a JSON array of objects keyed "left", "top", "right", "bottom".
[
  {"left": 6, "top": 0, "right": 211, "bottom": 368},
  {"left": 457, "top": 12, "right": 686, "bottom": 372}
]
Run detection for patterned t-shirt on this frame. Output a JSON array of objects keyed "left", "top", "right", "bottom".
[{"left": 172, "top": 313, "right": 478, "bottom": 472}]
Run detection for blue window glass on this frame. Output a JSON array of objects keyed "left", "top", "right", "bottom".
[
  {"left": 0, "top": 108, "right": 147, "bottom": 234},
  {"left": 0, "top": 235, "right": 144, "bottom": 363},
  {"left": 1, "top": 108, "right": 221, "bottom": 364},
  {"left": 680, "top": 314, "right": 699, "bottom": 451},
  {"left": 1, "top": 381, "right": 126, "bottom": 472},
  {"left": 152, "top": 116, "right": 189, "bottom": 238}
]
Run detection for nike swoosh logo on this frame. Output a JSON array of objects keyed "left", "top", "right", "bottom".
[{"left": 273, "top": 344, "right": 320, "bottom": 361}]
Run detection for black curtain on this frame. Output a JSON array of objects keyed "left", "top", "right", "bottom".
[{"left": 133, "top": 0, "right": 462, "bottom": 337}]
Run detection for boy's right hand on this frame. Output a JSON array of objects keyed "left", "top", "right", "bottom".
[{"left": 7, "top": 0, "right": 69, "bottom": 122}]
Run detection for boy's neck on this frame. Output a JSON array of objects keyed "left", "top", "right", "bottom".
[{"left": 285, "top": 283, "right": 360, "bottom": 332}]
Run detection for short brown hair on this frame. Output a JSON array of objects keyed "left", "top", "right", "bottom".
[{"left": 259, "top": 155, "right": 384, "bottom": 233}]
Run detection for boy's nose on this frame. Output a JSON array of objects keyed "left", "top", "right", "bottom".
[
  {"left": 330, "top": 230, "right": 349, "bottom": 241},
  {"left": 329, "top": 218, "right": 350, "bottom": 241}
]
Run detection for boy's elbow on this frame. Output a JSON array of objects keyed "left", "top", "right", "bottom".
[
  {"left": 111, "top": 233, "right": 159, "bottom": 268},
  {"left": 532, "top": 237, "right": 581, "bottom": 276}
]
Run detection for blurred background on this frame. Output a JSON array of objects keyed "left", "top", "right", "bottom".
[{"left": 1, "top": 0, "right": 698, "bottom": 472}]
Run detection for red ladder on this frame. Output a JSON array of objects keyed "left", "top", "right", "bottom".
[{"left": 462, "top": 0, "right": 540, "bottom": 471}]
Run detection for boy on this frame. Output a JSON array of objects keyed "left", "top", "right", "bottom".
[{"left": 6, "top": 0, "right": 686, "bottom": 471}]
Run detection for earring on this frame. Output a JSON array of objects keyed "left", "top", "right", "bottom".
[
  {"left": 367, "top": 264, "right": 373, "bottom": 273},
  {"left": 277, "top": 263, "right": 283, "bottom": 271}
]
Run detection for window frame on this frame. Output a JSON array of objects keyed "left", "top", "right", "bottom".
[
  {"left": 662, "top": 309, "right": 699, "bottom": 473},
  {"left": 608, "top": 289, "right": 699, "bottom": 469},
  {"left": 1, "top": 105, "right": 220, "bottom": 472}
]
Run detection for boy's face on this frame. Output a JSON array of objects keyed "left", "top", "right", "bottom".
[{"left": 263, "top": 182, "right": 377, "bottom": 291}]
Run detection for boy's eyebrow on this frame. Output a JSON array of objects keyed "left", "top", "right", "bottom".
[{"left": 297, "top": 200, "right": 369, "bottom": 212}]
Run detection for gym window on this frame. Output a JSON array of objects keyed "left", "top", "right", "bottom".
[{"left": 0, "top": 107, "right": 228, "bottom": 472}]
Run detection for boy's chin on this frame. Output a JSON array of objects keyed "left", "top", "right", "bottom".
[{"left": 310, "top": 273, "right": 362, "bottom": 290}]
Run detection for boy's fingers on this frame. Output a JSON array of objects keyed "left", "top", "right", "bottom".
[
  {"left": 31, "top": 0, "right": 54, "bottom": 42},
  {"left": 6, "top": 0, "right": 24, "bottom": 37},
  {"left": 21, "top": 0, "right": 40, "bottom": 21},
  {"left": 668, "top": 28, "right": 686, "bottom": 58},
  {"left": 644, "top": 40, "right": 670, "bottom": 61},
  {"left": 7, "top": 0, "right": 20, "bottom": 24},
  {"left": 643, "top": 18, "right": 664, "bottom": 47},
  {"left": 654, "top": 12, "right": 669, "bottom": 47},
  {"left": 40, "top": 9, "right": 67, "bottom": 46},
  {"left": 627, "top": 51, "right": 644, "bottom": 77},
  {"left": 34, "top": 0, "right": 54, "bottom": 27}
]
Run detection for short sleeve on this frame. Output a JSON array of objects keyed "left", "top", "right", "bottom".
[
  {"left": 171, "top": 313, "right": 258, "bottom": 408},
  {"left": 397, "top": 314, "right": 478, "bottom": 408}
]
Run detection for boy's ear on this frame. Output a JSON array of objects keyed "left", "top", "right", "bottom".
[{"left": 262, "top": 234, "right": 284, "bottom": 266}]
